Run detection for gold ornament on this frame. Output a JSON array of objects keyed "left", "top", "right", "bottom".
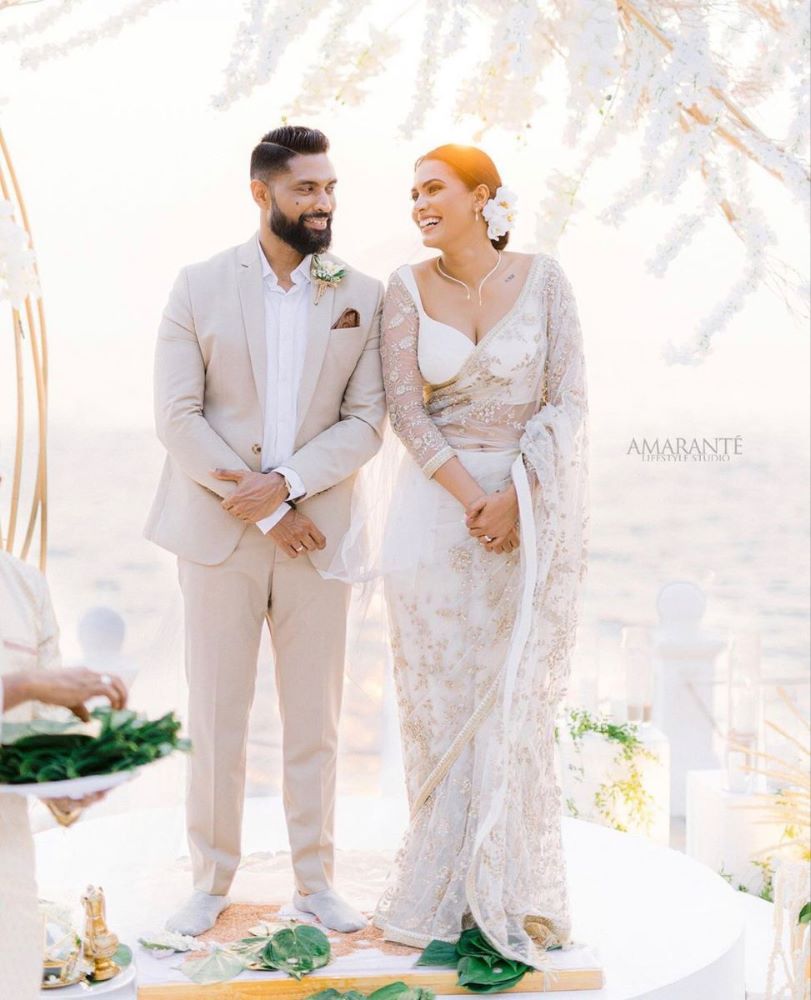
[{"left": 82, "top": 886, "right": 120, "bottom": 982}]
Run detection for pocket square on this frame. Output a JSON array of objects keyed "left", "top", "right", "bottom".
[{"left": 331, "top": 307, "right": 360, "bottom": 329}]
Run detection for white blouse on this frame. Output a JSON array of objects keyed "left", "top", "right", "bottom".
[{"left": 396, "top": 265, "right": 475, "bottom": 386}]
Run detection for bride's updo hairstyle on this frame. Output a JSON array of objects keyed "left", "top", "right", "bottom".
[{"left": 415, "top": 144, "right": 509, "bottom": 251}]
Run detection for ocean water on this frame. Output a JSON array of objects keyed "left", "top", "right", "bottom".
[{"left": 5, "top": 423, "right": 809, "bottom": 802}]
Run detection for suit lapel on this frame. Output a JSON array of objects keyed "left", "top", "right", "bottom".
[
  {"left": 236, "top": 236, "right": 266, "bottom": 421},
  {"left": 296, "top": 279, "right": 336, "bottom": 432}
]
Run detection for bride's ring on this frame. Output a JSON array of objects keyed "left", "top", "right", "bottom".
[
  {"left": 484, "top": 535, "right": 494, "bottom": 542},
  {"left": 100, "top": 674, "right": 113, "bottom": 685},
  {"left": 295, "top": 545, "right": 305, "bottom": 552}
]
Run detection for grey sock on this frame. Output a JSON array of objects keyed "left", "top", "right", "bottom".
[
  {"left": 293, "top": 888, "right": 368, "bottom": 933},
  {"left": 165, "top": 890, "right": 230, "bottom": 936}
]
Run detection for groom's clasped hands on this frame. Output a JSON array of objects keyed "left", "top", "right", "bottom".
[{"left": 212, "top": 468, "right": 327, "bottom": 557}]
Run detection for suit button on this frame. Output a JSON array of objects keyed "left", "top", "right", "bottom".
[{"left": 252, "top": 443, "right": 262, "bottom": 455}]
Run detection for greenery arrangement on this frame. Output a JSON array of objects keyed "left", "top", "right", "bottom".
[
  {"left": 180, "top": 923, "right": 331, "bottom": 986},
  {"left": 719, "top": 858, "right": 777, "bottom": 902},
  {"left": 417, "top": 927, "right": 554, "bottom": 993},
  {"left": 557, "top": 707, "right": 659, "bottom": 835},
  {"left": 0, "top": 707, "right": 190, "bottom": 784},
  {"left": 726, "top": 688, "right": 811, "bottom": 928}
]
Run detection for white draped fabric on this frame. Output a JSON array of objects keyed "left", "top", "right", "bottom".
[
  {"left": 0, "top": 553, "right": 58, "bottom": 999},
  {"left": 326, "top": 252, "right": 590, "bottom": 974}
]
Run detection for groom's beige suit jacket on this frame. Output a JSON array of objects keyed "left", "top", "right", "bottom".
[{"left": 144, "top": 235, "right": 386, "bottom": 567}]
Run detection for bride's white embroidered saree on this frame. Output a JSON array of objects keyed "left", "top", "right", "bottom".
[
  {"left": 326, "top": 252, "right": 589, "bottom": 973},
  {"left": 371, "top": 252, "right": 590, "bottom": 971}
]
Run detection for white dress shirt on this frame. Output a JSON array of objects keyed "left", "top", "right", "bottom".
[{"left": 255, "top": 239, "right": 311, "bottom": 533}]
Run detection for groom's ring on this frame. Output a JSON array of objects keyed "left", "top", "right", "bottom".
[
  {"left": 295, "top": 545, "right": 305, "bottom": 552},
  {"left": 100, "top": 674, "right": 113, "bottom": 685}
]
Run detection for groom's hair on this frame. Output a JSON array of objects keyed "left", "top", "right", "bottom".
[{"left": 250, "top": 126, "right": 330, "bottom": 183}]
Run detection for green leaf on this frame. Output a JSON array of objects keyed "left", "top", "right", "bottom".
[
  {"left": 230, "top": 936, "right": 273, "bottom": 968},
  {"left": 457, "top": 955, "right": 495, "bottom": 985},
  {"left": 266, "top": 925, "right": 330, "bottom": 979},
  {"left": 294, "top": 924, "right": 331, "bottom": 962},
  {"left": 456, "top": 929, "right": 493, "bottom": 958},
  {"left": 416, "top": 939, "right": 459, "bottom": 967},
  {"left": 456, "top": 954, "right": 530, "bottom": 992},
  {"left": 112, "top": 943, "right": 133, "bottom": 969},
  {"left": 460, "top": 973, "right": 526, "bottom": 994},
  {"left": 799, "top": 902, "right": 811, "bottom": 924},
  {"left": 398, "top": 989, "right": 436, "bottom": 1000},
  {"left": 305, "top": 991, "right": 361, "bottom": 1000},
  {"left": 0, "top": 708, "right": 190, "bottom": 785},
  {"left": 180, "top": 948, "right": 247, "bottom": 985},
  {"left": 367, "top": 982, "right": 413, "bottom": 1000}
]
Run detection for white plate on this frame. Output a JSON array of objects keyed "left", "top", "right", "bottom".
[
  {"left": 40, "top": 962, "right": 136, "bottom": 996},
  {"left": 0, "top": 769, "right": 139, "bottom": 800}
]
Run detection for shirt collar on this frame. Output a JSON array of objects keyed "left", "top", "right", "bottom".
[{"left": 257, "top": 236, "right": 312, "bottom": 289}]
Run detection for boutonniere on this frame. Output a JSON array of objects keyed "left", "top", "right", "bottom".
[{"left": 311, "top": 254, "right": 347, "bottom": 304}]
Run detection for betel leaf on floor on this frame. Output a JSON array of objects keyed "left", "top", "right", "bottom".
[
  {"left": 456, "top": 954, "right": 528, "bottom": 993},
  {"left": 369, "top": 984, "right": 434, "bottom": 1000},
  {"left": 365, "top": 983, "right": 412, "bottom": 1000},
  {"left": 415, "top": 939, "right": 459, "bottom": 967},
  {"left": 306, "top": 990, "right": 368, "bottom": 1000},
  {"left": 181, "top": 923, "right": 332, "bottom": 985},
  {"left": 266, "top": 924, "right": 331, "bottom": 979},
  {"left": 304, "top": 984, "right": 435, "bottom": 1000},
  {"left": 455, "top": 929, "right": 496, "bottom": 959},
  {"left": 179, "top": 947, "right": 248, "bottom": 986},
  {"left": 417, "top": 925, "right": 535, "bottom": 993},
  {"left": 229, "top": 935, "right": 270, "bottom": 969}
]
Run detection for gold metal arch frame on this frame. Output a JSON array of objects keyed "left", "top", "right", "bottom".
[{"left": 0, "top": 128, "right": 48, "bottom": 571}]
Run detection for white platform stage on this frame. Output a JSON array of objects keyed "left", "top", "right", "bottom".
[{"left": 34, "top": 796, "right": 750, "bottom": 999}]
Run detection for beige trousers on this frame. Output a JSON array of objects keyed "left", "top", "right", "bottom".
[{"left": 178, "top": 525, "right": 350, "bottom": 896}]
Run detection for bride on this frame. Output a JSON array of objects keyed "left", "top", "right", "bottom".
[{"left": 370, "top": 144, "right": 590, "bottom": 968}]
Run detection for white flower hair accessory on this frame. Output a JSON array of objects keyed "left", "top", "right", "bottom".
[{"left": 482, "top": 186, "right": 518, "bottom": 241}]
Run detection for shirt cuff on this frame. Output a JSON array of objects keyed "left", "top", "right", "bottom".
[
  {"left": 257, "top": 501, "right": 293, "bottom": 534},
  {"left": 272, "top": 466, "right": 306, "bottom": 501}
]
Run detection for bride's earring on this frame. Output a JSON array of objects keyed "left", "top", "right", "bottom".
[{"left": 474, "top": 208, "right": 480, "bottom": 222}]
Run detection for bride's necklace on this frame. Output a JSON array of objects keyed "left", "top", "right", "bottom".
[{"left": 436, "top": 251, "right": 502, "bottom": 306}]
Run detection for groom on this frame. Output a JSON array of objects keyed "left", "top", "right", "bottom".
[{"left": 145, "top": 125, "right": 386, "bottom": 935}]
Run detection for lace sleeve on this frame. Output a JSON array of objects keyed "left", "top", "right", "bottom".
[{"left": 380, "top": 271, "right": 455, "bottom": 478}]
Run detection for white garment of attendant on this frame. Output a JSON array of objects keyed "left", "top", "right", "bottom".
[
  {"left": 0, "top": 552, "right": 62, "bottom": 1000},
  {"left": 255, "top": 238, "right": 310, "bottom": 533}
]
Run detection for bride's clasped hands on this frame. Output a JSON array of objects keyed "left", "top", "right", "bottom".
[{"left": 465, "top": 485, "right": 520, "bottom": 554}]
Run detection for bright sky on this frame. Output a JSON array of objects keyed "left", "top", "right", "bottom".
[{"left": 1, "top": 0, "right": 809, "bottom": 443}]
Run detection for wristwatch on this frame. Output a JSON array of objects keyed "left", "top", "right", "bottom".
[{"left": 279, "top": 471, "right": 298, "bottom": 509}]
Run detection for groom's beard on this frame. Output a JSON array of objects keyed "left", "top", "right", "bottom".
[{"left": 269, "top": 203, "right": 333, "bottom": 255}]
